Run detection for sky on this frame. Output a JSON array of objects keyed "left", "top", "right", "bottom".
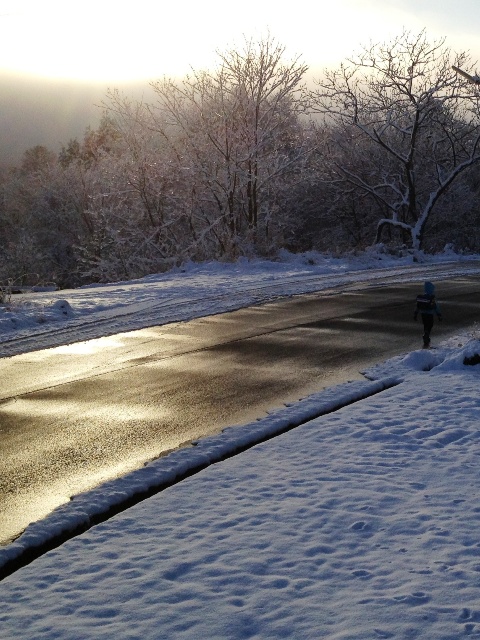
[
  {"left": 1, "top": 251, "right": 480, "bottom": 637},
  {"left": 1, "top": 0, "right": 480, "bottom": 165},
  {"left": 1, "top": 0, "right": 480, "bottom": 83}
]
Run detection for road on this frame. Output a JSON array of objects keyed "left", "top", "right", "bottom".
[{"left": 1, "top": 276, "right": 480, "bottom": 545}]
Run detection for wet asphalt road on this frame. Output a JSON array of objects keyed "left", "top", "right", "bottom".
[{"left": 1, "top": 277, "right": 480, "bottom": 544}]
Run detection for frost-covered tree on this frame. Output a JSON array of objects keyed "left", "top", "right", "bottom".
[
  {"left": 307, "top": 30, "right": 480, "bottom": 256},
  {"left": 0, "top": 146, "right": 64, "bottom": 286},
  {"left": 144, "top": 35, "right": 309, "bottom": 256},
  {"left": 79, "top": 97, "right": 199, "bottom": 279}
]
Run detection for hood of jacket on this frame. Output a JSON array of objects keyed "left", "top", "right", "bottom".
[{"left": 424, "top": 281, "right": 435, "bottom": 296}]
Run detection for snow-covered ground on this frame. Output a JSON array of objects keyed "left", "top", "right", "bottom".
[
  {"left": 1, "top": 247, "right": 480, "bottom": 358},
  {"left": 2, "top": 250, "right": 480, "bottom": 639}
]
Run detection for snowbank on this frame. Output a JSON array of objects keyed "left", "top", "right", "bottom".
[
  {"left": 1, "top": 338, "right": 480, "bottom": 639},
  {"left": 1, "top": 249, "right": 479, "bottom": 358}
]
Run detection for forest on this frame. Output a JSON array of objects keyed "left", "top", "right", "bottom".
[{"left": 1, "top": 30, "right": 480, "bottom": 289}]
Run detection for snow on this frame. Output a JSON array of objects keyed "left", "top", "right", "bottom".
[
  {"left": 1, "top": 247, "right": 479, "bottom": 358},
  {"left": 2, "top": 249, "right": 480, "bottom": 639}
]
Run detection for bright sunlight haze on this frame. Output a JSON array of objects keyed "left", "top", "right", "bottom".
[
  {"left": 2, "top": 0, "right": 480, "bottom": 83},
  {"left": 1, "top": 0, "right": 480, "bottom": 165}
]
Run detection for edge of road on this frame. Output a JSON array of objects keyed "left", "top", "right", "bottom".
[
  {"left": 2, "top": 260, "right": 480, "bottom": 360},
  {"left": 0, "top": 375, "right": 401, "bottom": 582}
]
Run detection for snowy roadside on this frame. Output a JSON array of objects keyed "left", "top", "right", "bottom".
[
  {"left": 0, "top": 374, "right": 400, "bottom": 576},
  {"left": 1, "top": 250, "right": 480, "bottom": 638},
  {"left": 1, "top": 249, "right": 480, "bottom": 575},
  {"left": 1, "top": 250, "right": 480, "bottom": 627},
  {"left": 1, "top": 332, "right": 480, "bottom": 638},
  {"left": 1, "top": 249, "right": 480, "bottom": 358}
]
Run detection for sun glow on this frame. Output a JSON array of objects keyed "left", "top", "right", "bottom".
[
  {"left": 0, "top": 0, "right": 425, "bottom": 84},
  {"left": 0, "top": 0, "right": 479, "bottom": 84},
  {"left": 0, "top": 0, "right": 223, "bottom": 82}
]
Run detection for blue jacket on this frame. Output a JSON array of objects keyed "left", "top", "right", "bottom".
[{"left": 414, "top": 281, "right": 442, "bottom": 318}]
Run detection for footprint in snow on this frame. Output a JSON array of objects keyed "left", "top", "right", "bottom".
[
  {"left": 351, "top": 520, "right": 369, "bottom": 531},
  {"left": 393, "top": 591, "right": 430, "bottom": 605},
  {"left": 352, "top": 569, "right": 371, "bottom": 579}
]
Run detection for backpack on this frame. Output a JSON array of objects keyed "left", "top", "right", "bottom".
[{"left": 416, "top": 294, "right": 436, "bottom": 311}]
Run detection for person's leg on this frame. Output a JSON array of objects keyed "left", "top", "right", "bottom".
[{"left": 422, "top": 314, "right": 434, "bottom": 347}]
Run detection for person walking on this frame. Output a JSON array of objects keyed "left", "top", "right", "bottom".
[{"left": 414, "top": 281, "right": 442, "bottom": 348}]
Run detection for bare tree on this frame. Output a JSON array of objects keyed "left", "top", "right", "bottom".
[
  {"left": 307, "top": 30, "right": 480, "bottom": 256},
  {"left": 146, "top": 35, "right": 309, "bottom": 256}
]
